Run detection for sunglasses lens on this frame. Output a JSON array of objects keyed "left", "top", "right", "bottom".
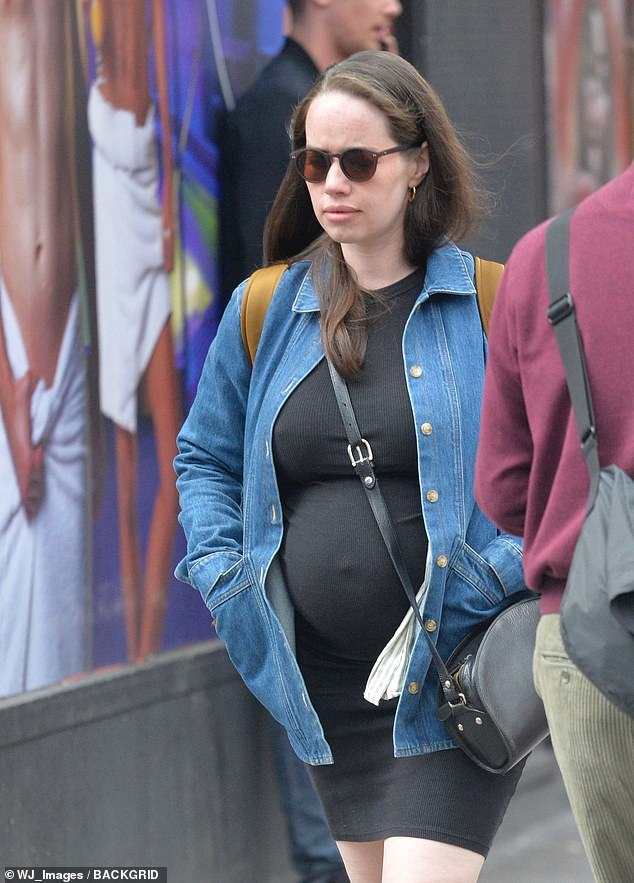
[
  {"left": 293, "top": 147, "right": 384, "bottom": 182},
  {"left": 296, "top": 149, "right": 329, "bottom": 182},
  {"left": 340, "top": 149, "right": 376, "bottom": 182}
]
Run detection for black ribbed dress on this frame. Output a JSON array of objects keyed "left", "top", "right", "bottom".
[{"left": 272, "top": 270, "right": 523, "bottom": 855}]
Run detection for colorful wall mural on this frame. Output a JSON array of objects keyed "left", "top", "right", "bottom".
[
  {"left": 545, "top": 0, "right": 633, "bottom": 212},
  {"left": 0, "top": 0, "right": 285, "bottom": 698}
]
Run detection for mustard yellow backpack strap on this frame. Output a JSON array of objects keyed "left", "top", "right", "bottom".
[
  {"left": 240, "top": 258, "right": 501, "bottom": 361},
  {"left": 240, "top": 263, "right": 287, "bottom": 364},
  {"left": 474, "top": 256, "right": 504, "bottom": 336}
]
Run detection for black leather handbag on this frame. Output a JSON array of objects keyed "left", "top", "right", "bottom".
[
  {"left": 327, "top": 360, "right": 549, "bottom": 774},
  {"left": 436, "top": 594, "right": 545, "bottom": 772}
]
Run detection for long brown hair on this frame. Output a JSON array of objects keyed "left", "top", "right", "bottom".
[{"left": 264, "top": 51, "right": 486, "bottom": 378}]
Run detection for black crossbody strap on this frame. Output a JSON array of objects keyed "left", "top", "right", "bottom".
[
  {"left": 546, "top": 209, "right": 601, "bottom": 502},
  {"left": 326, "top": 360, "right": 460, "bottom": 701}
]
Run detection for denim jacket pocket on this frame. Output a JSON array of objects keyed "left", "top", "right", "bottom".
[
  {"left": 447, "top": 541, "right": 509, "bottom": 608},
  {"left": 202, "top": 561, "right": 318, "bottom": 745},
  {"left": 437, "top": 541, "right": 512, "bottom": 658},
  {"left": 189, "top": 550, "right": 249, "bottom": 610},
  {"left": 207, "top": 562, "right": 256, "bottom": 645},
  {"left": 440, "top": 536, "right": 528, "bottom": 653}
]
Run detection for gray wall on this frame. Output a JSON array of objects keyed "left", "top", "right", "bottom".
[
  {"left": 0, "top": 642, "right": 295, "bottom": 883},
  {"left": 399, "top": 0, "right": 548, "bottom": 261}
]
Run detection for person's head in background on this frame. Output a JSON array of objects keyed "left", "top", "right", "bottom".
[{"left": 287, "top": 0, "right": 403, "bottom": 70}]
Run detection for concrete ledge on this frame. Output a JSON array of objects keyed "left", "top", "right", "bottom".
[{"left": 0, "top": 641, "right": 235, "bottom": 749}]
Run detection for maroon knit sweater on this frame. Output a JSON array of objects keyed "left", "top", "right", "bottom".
[{"left": 475, "top": 163, "right": 634, "bottom": 613}]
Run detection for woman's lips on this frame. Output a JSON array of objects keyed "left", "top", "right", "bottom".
[{"left": 322, "top": 206, "right": 359, "bottom": 222}]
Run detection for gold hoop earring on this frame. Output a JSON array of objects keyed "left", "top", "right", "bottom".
[{"left": 408, "top": 185, "right": 417, "bottom": 204}]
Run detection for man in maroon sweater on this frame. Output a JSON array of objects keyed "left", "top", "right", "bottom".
[{"left": 475, "top": 163, "right": 634, "bottom": 883}]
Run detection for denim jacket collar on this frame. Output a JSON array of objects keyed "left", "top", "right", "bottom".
[{"left": 292, "top": 242, "right": 476, "bottom": 314}]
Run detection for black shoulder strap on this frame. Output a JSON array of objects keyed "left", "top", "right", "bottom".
[
  {"left": 545, "top": 208, "right": 601, "bottom": 500},
  {"left": 326, "top": 359, "right": 462, "bottom": 710}
]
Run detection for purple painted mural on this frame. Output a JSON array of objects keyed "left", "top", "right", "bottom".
[{"left": 0, "top": 0, "right": 285, "bottom": 698}]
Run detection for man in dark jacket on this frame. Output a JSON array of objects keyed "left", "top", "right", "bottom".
[
  {"left": 219, "top": 0, "right": 402, "bottom": 302},
  {"left": 475, "top": 163, "right": 634, "bottom": 883}
]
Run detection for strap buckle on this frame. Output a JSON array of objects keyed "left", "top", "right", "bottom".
[
  {"left": 581, "top": 425, "right": 597, "bottom": 454},
  {"left": 547, "top": 291, "right": 574, "bottom": 325},
  {"left": 347, "top": 438, "right": 373, "bottom": 468},
  {"left": 436, "top": 690, "right": 468, "bottom": 723}
]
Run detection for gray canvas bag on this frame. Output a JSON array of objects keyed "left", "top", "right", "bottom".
[{"left": 546, "top": 209, "right": 634, "bottom": 718}]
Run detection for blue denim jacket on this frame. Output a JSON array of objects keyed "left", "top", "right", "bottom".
[{"left": 175, "top": 242, "right": 526, "bottom": 764}]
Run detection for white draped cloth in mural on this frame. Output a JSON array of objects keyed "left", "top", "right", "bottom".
[
  {"left": 0, "top": 282, "right": 88, "bottom": 697},
  {"left": 88, "top": 82, "right": 171, "bottom": 434}
]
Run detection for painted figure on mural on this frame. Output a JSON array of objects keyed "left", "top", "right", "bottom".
[
  {"left": 549, "top": 0, "right": 632, "bottom": 211},
  {"left": 0, "top": 0, "right": 97, "bottom": 696},
  {"left": 87, "top": 0, "right": 182, "bottom": 662}
]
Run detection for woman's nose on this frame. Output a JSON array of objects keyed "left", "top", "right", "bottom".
[{"left": 323, "top": 158, "right": 350, "bottom": 191}]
